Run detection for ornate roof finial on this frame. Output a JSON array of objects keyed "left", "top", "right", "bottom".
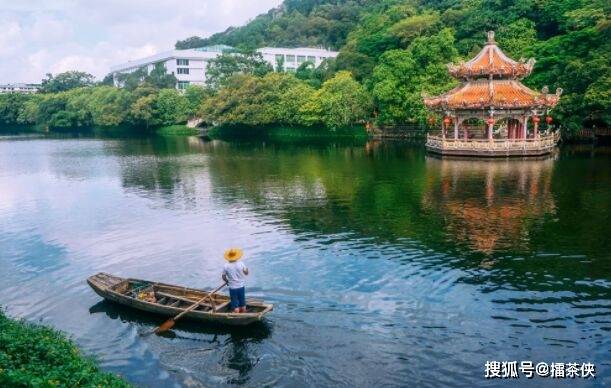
[{"left": 487, "top": 31, "right": 496, "bottom": 44}]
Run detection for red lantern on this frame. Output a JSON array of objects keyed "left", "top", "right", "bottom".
[
  {"left": 546, "top": 116, "right": 553, "bottom": 124},
  {"left": 532, "top": 116, "right": 541, "bottom": 124},
  {"left": 486, "top": 117, "right": 495, "bottom": 125},
  {"left": 443, "top": 117, "right": 451, "bottom": 125}
]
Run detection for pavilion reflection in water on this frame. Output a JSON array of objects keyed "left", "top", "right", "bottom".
[{"left": 422, "top": 156, "right": 557, "bottom": 256}]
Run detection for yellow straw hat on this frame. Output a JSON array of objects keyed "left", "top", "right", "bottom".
[{"left": 224, "top": 248, "right": 243, "bottom": 262}]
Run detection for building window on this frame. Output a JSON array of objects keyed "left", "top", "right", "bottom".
[
  {"left": 177, "top": 59, "right": 189, "bottom": 66},
  {"left": 286, "top": 55, "right": 295, "bottom": 62},
  {"left": 297, "top": 55, "right": 306, "bottom": 63},
  {"left": 275, "top": 54, "right": 284, "bottom": 62},
  {"left": 307, "top": 56, "right": 316, "bottom": 62},
  {"left": 177, "top": 81, "right": 190, "bottom": 89},
  {"left": 286, "top": 67, "right": 296, "bottom": 73},
  {"left": 177, "top": 68, "right": 190, "bottom": 74}
]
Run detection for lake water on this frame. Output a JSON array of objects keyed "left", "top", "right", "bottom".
[{"left": 0, "top": 135, "right": 609, "bottom": 387}]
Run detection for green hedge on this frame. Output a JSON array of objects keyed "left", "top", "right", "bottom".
[{"left": 0, "top": 310, "right": 129, "bottom": 387}]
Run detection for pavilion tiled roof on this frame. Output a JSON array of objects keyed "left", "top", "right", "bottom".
[
  {"left": 423, "top": 80, "right": 561, "bottom": 110},
  {"left": 448, "top": 31, "right": 534, "bottom": 79},
  {"left": 424, "top": 31, "right": 562, "bottom": 112}
]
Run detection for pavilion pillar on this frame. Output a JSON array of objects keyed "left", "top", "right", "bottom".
[
  {"left": 523, "top": 116, "right": 529, "bottom": 139},
  {"left": 533, "top": 116, "right": 540, "bottom": 139},
  {"left": 513, "top": 121, "right": 518, "bottom": 139},
  {"left": 454, "top": 120, "right": 459, "bottom": 140}
]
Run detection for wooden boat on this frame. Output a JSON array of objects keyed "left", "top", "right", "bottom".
[{"left": 87, "top": 273, "right": 272, "bottom": 326}]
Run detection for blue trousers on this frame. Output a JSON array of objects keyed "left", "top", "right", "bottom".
[{"left": 229, "top": 287, "right": 246, "bottom": 309}]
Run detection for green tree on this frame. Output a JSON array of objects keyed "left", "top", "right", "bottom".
[
  {"left": 147, "top": 63, "right": 178, "bottom": 89},
  {"left": 371, "top": 28, "right": 459, "bottom": 124},
  {"left": 40, "top": 71, "right": 95, "bottom": 93},
  {"left": 116, "top": 67, "right": 148, "bottom": 91},
  {"left": 87, "top": 86, "right": 132, "bottom": 126},
  {"left": 201, "top": 73, "right": 300, "bottom": 126},
  {"left": 497, "top": 18, "right": 538, "bottom": 58},
  {"left": 184, "top": 85, "right": 211, "bottom": 117},
  {"left": 0, "top": 94, "right": 32, "bottom": 125},
  {"left": 205, "top": 52, "right": 273, "bottom": 89},
  {"left": 154, "top": 89, "right": 190, "bottom": 125},
  {"left": 278, "top": 82, "right": 316, "bottom": 125},
  {"left": 389, "top": 11, "right": 440, "bottom": 45},
  {"left": 301, "top": 71, "right": 372, "bottom": 129},
  {"left": 295, "top": 60, "right": 327, "bottom": 88},
  {"left": 131, "top": 94, "right": 158, "bottom": 128}
]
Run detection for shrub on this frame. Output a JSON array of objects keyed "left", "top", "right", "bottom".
[{"left": 0, "top": 310, "right": 129, "bottom": 387}]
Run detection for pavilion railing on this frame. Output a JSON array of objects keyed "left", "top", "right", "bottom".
[{"left": 426, "top": 132, "right": 560, "bottom": 151}]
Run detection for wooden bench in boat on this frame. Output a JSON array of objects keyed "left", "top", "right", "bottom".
[{"left": 155, "top": 291, "right": 231, "bottom": 312}]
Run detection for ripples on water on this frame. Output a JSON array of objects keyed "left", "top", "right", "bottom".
[{"left": 0, "top": 136, "right": 609, "bottom": 386}]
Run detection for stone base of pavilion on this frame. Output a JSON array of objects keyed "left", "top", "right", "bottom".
[{"left": 425, "top": 132, "right": 560, "bottom": 157}]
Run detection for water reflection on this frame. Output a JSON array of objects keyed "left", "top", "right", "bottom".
[
  {"left": 89, "top": 300, "right": 271, "bottom": 385},
  {"left": 1, "top": 135, "right": 609, "bottom": 386},
  {"left": 422, "top": 156, "right": 557, "bottom": 256}
]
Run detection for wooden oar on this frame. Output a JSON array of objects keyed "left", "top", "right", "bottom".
[{"left": 153, "top": 282, "right": 227, "bottom": 334}]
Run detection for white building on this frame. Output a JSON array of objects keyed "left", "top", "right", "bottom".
[
  {"left": 257, "top": 47, "right": 338, "bottom": 72},
  {"left": 110, "top": 45, "right": 233, "bottom": 90},
  {"left": 0, "top": 83, "right": 40, "bottom": 94},
  {"left": 109, "top": 46, "right": 339, "bottom": 89}
]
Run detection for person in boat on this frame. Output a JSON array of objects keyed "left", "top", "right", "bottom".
[{"left": 222, "top": 248, "right": 249, "bottom": 313}]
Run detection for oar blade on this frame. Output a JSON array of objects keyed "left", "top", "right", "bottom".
[{"left": 155, "top": 319, "right": 175, "bottom": 334}]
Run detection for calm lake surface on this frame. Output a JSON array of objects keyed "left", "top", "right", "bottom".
[{"left": 0, "top": 135, "right": 609, "bottom": 387}]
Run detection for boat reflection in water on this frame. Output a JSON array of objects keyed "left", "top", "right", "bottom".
[
  {"left": 422, "top": 155, "right": 556, "bottom": 259},
  {"left": 89, "top": 300, "right": 271, "bottom": 385}
]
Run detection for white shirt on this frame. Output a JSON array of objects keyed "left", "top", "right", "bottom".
[{"left": 223, "top": 261, "right": 247, "bottom": 289}]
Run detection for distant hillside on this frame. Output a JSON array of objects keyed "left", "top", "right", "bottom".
[
  {"left": 176, "top": 1, "right": 383, "bottom": 50},
  {"left": 176, "top": 0, "right": 610, "bottom": 129}
]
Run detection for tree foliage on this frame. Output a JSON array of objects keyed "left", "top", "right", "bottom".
[
  {"left": 40, "top": 71, "right": 95, "bottom": 93},
  {"left": 205, "top": 52, "right": 273, "bottom": 89},
  {"left": 175, "top": 0, "right": 610, "bottom": 130},
  {"left": 2, "top": 0, "right": 608, "bottom": 132},
  {"left": 115, "top": 63, "right": 178, "bottom": 91},
  {"left": 371, "top": 28, "right": 459, "bottom": 124},
  {"left": 301, "top": 71, "right": 372, "bottom": 128},
  {"left": 200, "top": 71, "right": 369, "bottom": 129}
]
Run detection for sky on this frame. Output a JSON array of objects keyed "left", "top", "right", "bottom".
[{"left": 0, "top": 0, "right": 283, "bottom": 84}]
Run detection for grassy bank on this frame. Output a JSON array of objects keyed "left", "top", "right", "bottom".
[
  {"left": 1, "top": 124, "right": 201, "bottom": 137},
  {"left": 208, "top": 125, "right": 368, "bottom": 141},
  {"left": 0, "top": 310, "right": 129, "bottom": 387},
  {"left": 0, "top": 124, "right": 48, "bottom": 134},
  {"left": 156, "top": 125, "right": 200, "bottom": 136}
]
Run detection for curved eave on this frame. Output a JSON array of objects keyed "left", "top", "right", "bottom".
[
  {"left": 423, "top": 80, "right": 561, "bottom": 111},
  {"left": 448, "top": 64, "right": 534, "bottom": 80},
  {"left": 447, "top": 42, "right": 535, "bottom": 80}
]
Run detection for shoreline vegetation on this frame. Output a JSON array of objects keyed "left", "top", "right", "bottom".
[
  {"left": 0, "top": 0, "right": 607, "bottom": 140},
  {"left": 0, "top": 309, "right": 129, "bottom": 387}
]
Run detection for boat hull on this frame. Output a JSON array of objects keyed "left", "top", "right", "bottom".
[{"left": 87, "top": 273, "right": 272, "bottom": 326}]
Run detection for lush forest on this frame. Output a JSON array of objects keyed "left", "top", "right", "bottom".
[
  {"left": 178, "top": 0, "right": 610, "bottom": 131},
  {"left": 0, "top": 0, "right": 608, "bottom": 133},
  {"left": 0, "top": 72, "right": 204, "bottom": 131}
]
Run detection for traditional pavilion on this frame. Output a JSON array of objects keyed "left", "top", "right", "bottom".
[{"left": 423, "top": 31, "right": 562, "bottom": 157}]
